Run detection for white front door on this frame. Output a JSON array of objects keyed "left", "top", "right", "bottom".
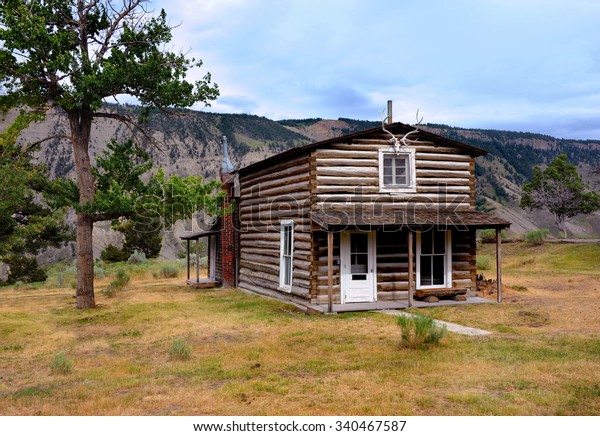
[{"left": 341, "top": 231, "right": 376, "bottom": 303}]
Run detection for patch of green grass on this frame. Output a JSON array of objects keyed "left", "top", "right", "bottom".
[
  {"left": 13, "top": 386, "right": 52, "bottom": 398},
  {"left": 0, "top": 344, "right": 23, "bottom": 352},
  {"left": 50, "top": 352, "right": 73, "bottom": 375},
  {"left": 477, "top": 255, "right": 491, "bottom": 270},
  {"left": 168, "top": 337, "right": 192, "bottom": 361}
]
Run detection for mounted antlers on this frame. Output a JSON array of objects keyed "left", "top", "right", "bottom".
[{"left": 379, "top": 108, "right": 425, "bottom": 154}]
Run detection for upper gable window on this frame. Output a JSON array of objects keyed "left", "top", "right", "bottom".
[{"left": 378, "top": 149, "right": 416, "bottom": 193}]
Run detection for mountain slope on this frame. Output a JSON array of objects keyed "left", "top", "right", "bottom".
[{"left": 2, "top": 106, "right": 599, "bottom": 242}]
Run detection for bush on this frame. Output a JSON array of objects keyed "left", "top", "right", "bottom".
[
  {"left": 102, "top": 270, "right": 130, "bottom": 297},
  {"left": 168, "top": 337, "right": 192, "bottom": 360},
  {"left": 1, "top": 255, "right": 47, "bottom": 285},
  {"left": 477, "top": 229, "right": 506, "bottom": 244},
  {"left": 100, "top": 244, "right": 130, "bottom": 263},
  {"left": 50, "top": 352, "right": 73, "bottom": 375},
  {"left": 476, "top": 255, "right": 491, "bottom": 271},
  {"left": 159, "top": 264, "right": 179, "bottom": 278},
  {"left": 112, "top": 270, "right": 130, "bottom": 288},
  {"left": 127, "top": 250, "right": 147, "bottom": 264},
  {"left": 396, "top": 314, "right": 447, "bottom": 349},
  {"left": 526, "top": 229, "right": 549, "bottom": 246}
]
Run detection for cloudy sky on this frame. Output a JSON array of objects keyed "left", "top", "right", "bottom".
[{"left": 153, "top": 0, "right": 600, "bottom": 139}]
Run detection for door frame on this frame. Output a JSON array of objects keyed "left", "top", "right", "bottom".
[{"left": 340, "top": 230, "right": 377, "bottom": 304}]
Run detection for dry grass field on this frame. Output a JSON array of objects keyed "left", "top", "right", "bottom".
[{"left": 1, "top": 243, "right": 599, "bottom": 416}]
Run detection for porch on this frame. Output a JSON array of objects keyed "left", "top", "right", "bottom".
[
  {"left": 180, "top": 228, "right": 219, "bottom": 288},
  {"left": 311, "top": 208, "right": 511, "bottom": 313}
]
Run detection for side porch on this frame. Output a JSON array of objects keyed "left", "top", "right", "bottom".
[{"left": 180, "top": 229, "right": 221, "bottom": 289}]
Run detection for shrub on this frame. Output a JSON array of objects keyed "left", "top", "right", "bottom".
[
  {"left": 50, "top": 352, "right": 73, "bottom": 375},
  {"left": 477, "top": 229, "right": 506, "bottom": 244},
  {"left": 159, "top": 264, "right": 179, "bottom": 278},
  {"left": 127, "top": 250, "right": 147, "bottom": 264},
  {"left": 102, "top": 270, "right": 130, "bottom": 297},
  {"left": 476, "top": 255, "right": 491, "bottom": 270},
  {"left": 396, "top": 314, "right": 447, "bottom": 349},
  {"left": 2, "top": 255, "right": 47, "bottom": 285},
  {"left": 112, "top": 270, "right": 130, "bottom": 288},
  {"left": 168, "top": 337, "right": 192, "bottom": 360},
  {"left": 100, "top": 244, "right": 130, "bottom": 263},
  {"left": 526, "top": 229, "right": 549, "bottom": 246}
]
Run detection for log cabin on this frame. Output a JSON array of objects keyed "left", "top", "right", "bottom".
[{"left": 182, "top": 115, "right": 510, "bottom": 313}]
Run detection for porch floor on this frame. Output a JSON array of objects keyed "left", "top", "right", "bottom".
[
  {"left": 186, "top": 278, "right": 221, "bottom": 288},
  {"left": 305, "top": 296, "right": 493, "bottom": 314}
]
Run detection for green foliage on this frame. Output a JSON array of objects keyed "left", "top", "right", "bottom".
[
  {"left": 168, "top": 337, "right": 192, "bottom": 361},
  {"left": 526, "top": 229, "right": 550, "bottom": 246},
  {"left": 396, "top": 314, "right": 447, "bottom": 349},
  {"left": 100, "top": 244, "right": 129, "bottom": 263},
  {"left": 0, "top": 112, "right": 72, "bottom": 279},
  {"left": 476, "top": 255, "right": 491, "bottom": 271},
  {"left": 50, "top": 352, "right": 73, "bottom": 375},
  {"left": 102, "top": 270, "right": 130, "bottom": 298},
  {"left": 477, "top": 229, "right": 505, "bottom": 243},
  {"left": 127, "top": 250, "right": 147, "bottom": 265},
  {"left": 112, "top": 270, "right": 130, "bottom": 289},
  {"left": 119, "top": 217, "right": 162, "bottom": 259},
  {"left": 159, "top": 264, "right": 179, "bottom": 278},
  {"left": 521, "top": 154, "right": 600, "bottom": 237}
]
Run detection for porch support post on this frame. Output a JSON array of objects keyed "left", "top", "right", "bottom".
[
  {"left": 327, "top": 231, "right": 334, "bottom": 313},
  {"left": 186, "top": 239, "right": 190, "bottom": 281},
  {"left": 195, "top": 239, "right": 200, "bottom": 283},
  {"left": 496, "top": 228, "right": 503, "bottom": 303},
  {"left": 408, "top": 230, "right": 414, "bottom": 308}
]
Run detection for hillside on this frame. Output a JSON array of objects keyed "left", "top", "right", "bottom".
[{"left": 2, "top": 105, "right": 600, "bottom": 262}]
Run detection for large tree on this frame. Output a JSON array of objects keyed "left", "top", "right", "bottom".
[
  {"left": 0, "top": 1, "right": 218, "bottom": 308},
  {"left": 520, "top": 154, "right": 600, "bottom": 237},
  {"left": 0, "top": 110, "right": 71, "bottom": 284}
]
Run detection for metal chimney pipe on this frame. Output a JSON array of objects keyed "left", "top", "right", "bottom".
[{"left": 387, "top": 100, "right": 393, "bottom": 124}]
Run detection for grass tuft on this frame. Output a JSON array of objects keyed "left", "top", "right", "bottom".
[
  {"left": 168, "top": 337, "right": 192, "bottom": 361},
  {"left": 50, "top": 352, "right": 73, "bottom": 375},
  {"left": 396, "top": 314, "right": 447, "bottom": 349}
]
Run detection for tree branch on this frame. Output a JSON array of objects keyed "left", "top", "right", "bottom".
[{"left": 91, "top": 111, "right": 163, "bottom": 150}]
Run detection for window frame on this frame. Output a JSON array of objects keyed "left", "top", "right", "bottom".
[
  {"left": 416, "top": 230, "right": 452, "bottom": 290},
  {"left": 278, "top": 220, "right": 294, "bottom": 292},
  {"left": 378, "top": 148, "right": 416, "bottom": 193}
]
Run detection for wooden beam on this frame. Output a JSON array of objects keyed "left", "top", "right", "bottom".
[
  {"left": 328, "top": 231, "right": 334, "bottom": 313},
  {"left": 186, "top": 239, "right": 190, "bottom": 281},
  {"left": 195, "top": 239, "right": 200, "bottom": 283},
  {"left": 408, "top": 231, "right": 414, "bottom": 308},
  {"left": 496, "top": 228, "right": 503, "bottom": 303}
]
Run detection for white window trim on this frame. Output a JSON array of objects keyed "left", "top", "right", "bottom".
[
  {"left": 416, "top": 230, "right": 452, "bottom": 290},
  {"left": 278, "top": 220, "right": 294, "bottom": 292},
  {"left": 378, "top": 148, "right": 416, "bottom": 193}
]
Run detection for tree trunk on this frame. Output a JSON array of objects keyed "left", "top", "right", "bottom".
[
  {"left": 555, "top": 214, "right": 568, "bottom": 238},
  {"left": 68, "top": 108, "right": 96, "bottom": 309}
]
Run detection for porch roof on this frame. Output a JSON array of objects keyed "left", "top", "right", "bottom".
[
  {"left": 311, "top": 208, "right": 511, "bottom": 231},
  {"left": 179, "top": 229, "right": 219, "bottom": 241}
]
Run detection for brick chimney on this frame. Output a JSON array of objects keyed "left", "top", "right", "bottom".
[{"left": 219, "top": 136, "right": 237, "bottom": 288}]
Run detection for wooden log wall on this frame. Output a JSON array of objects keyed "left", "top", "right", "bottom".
[
  {"left": 238, "top": 155, "right": 313, "bottom": 300},
  {"left": 452, "top": 229, "right": 477, "bottom": 291},
  {"left": 310, "top": 135, "right": 476, "bottom": 212}
]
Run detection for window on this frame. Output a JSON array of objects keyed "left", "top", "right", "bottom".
[
  {"left": 279, "top": 220, "right": 294, "bottom": 291},
  {"left": 379, "top": 149, "right": 416, "bottom": 192},
  {"left": 417, "top": 230, "right": 451, "bottom": 289}
]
